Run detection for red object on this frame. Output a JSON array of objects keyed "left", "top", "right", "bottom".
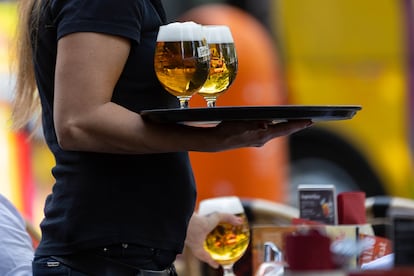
[
  {"left": 337, "top": 191, "right": 366, "bottom": 224},
  {"left": 284, "top": 229, "right": 335, "bottom": 271}
]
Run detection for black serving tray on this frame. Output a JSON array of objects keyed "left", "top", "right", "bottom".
[{"left": 140, "top": 105, "right": 362, "bottom": 125}]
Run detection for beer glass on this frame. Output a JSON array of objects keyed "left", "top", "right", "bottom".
[
  {"left": 198, "top": 25, "right": 238, "bottom": 107},
  {"left": 154, "top": 22, "right": 210, "bottom": 108},
  {"left": 198, "top": 196, "right": 250, "bottom": 276}
]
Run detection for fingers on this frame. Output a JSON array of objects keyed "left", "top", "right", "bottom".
[
  {"left": 218, "top": 119, "right": 313, "bottom": 134},
  {"left": 212, "top": 119, "right": 313, "bottom": 150},
  {"left": 249, "top": 119, "right": 313, "bottom": 147},
  {"left": 205, "top": 212, "right": 243, "bottom": 231},
  {"left": 215, "top": 212, "right": 243, "bottom": 225},
  {"left": 271, "top": 119, "right": 313, "bottom": 129},
  {"left": 267, "top": 119, "right": 313, "bottom": 136},
  {"left": 246, "top": 119, "right": 312, "bottom": 148}
]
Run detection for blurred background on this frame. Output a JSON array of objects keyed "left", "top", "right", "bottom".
[{"left": 1, "top": 0, "right": 414, "bottom": 237}]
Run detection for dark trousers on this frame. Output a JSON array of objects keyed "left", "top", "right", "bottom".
[{"left": 33, "top": 244, "right": 178, "bottom": 276}]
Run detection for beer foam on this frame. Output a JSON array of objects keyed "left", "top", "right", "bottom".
[
  {"left": 198, "top": 196, "right": 244, "bottom": 215},
  {"left": 157, "top": 21, "right": 205, "bottom": 42},
  {"left": 203, "top": 25, "right": 234, "bottom": 43}
]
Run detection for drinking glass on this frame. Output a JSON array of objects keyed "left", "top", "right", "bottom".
[
  {"left": 198, "top": 196, "right": 250, "bottom": 276},
  {"left": 154, "top": 22, "right": 211, "bottom": 108},
  {"left": 198, "top": 25, "right": 238, "bottom": 107}
]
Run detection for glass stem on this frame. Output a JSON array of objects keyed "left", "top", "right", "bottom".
[
  {"left": 178, "top": 97, "right": 190, "bottom": 108},
  {"left": 205, "top": 97, "right": 216, "bottom": 108},
  {"left": 222, "top": 264, "right": 236, "bottom": 276},
  {"left": 207, "top": 100, "right": 216, "bottom": 108}
]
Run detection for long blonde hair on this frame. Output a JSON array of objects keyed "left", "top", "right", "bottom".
[{"left": 11, "top": 0, "right": 43, "bottom": 131}]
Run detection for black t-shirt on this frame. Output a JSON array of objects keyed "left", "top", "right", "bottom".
[{"left": 33, "top": 0, "right": 196, "bottom": 256}]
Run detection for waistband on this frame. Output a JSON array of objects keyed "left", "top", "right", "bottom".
[{"left": 51, "top": 253, "right": 177, "bottom": 276}]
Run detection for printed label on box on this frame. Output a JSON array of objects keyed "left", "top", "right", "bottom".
[{"left": 298, "top": 185, "right": 337, "bottom": 225}]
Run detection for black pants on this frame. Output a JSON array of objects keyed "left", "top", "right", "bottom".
[{"left": 33, "top": 244, "right": 178, "bottom": 276}]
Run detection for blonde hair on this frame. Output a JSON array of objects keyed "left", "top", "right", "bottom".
[{"left": 11, "top": 0, "right": 42, "bottom": 131}]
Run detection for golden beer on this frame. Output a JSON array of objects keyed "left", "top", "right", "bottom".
[
  {"left": 203, "top": 213, "right": 250, "bottom": 266},
  {"left": 154, "top": 40, "right": 210, "bottom": 97},
  {"left": 154, "top": 22, "right": 210, "bottom": 108},
  {"left": 197, "top": 25, "right": 237, "bottom": 107},
  {"left": 198, "top": 42, "right": 238, "bottom": 100},
  {"left": 198, "top": 196, "right": 250, "bottom": 273}
]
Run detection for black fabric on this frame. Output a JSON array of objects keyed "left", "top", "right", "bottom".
[
  {"left": 51, "top": 255, "right": 177, "bottom": 276},
  {"left": 33, "top": 0, "right": 196, "bottom": 258},
  {"left": 51, "top": 255, "right": 141, "bottom": 276}
]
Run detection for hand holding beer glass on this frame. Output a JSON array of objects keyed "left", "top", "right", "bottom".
[
  {"left": 154, "top": 22, "right": 210, "bottom": 108},
  {"left": 198, "top": 25, "right": 238, "bottom": 107},
  {"left": 198, "top": 196, "right": 250, "bottom": 276}
]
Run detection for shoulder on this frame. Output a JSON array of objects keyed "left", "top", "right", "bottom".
[
  {"left": 50, "top": 0, "right": 149, "bottom": 42},
  {"left": 50, "top": 0, "right": 146, "bottom": 19}
]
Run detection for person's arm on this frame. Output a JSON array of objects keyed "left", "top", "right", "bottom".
[
  {"left": 54, "top": 32, "right": 312, "bottom": 154},
  {"left": 184, "top": 212, "right": 243, "bottom": 268}
]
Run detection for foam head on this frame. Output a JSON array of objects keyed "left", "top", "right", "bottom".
[
  {"left": 203, "top": 25, "right": 234, "bottom": 44},
  {"left": 198, "top": 196, "right": 244, "bottom": 215},
  {"left": 157, "top": 21, "right": 205, "bottom": 42}
]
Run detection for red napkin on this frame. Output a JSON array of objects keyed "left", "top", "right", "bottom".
[
  {"left": 337, "top": 191, "right": 366, "bottom": 224},
  {"left": 284, "top": 229, "right": 335, "bottom": 271}
]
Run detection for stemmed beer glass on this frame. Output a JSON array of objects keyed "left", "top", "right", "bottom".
[
  {"left": 198, "top": 25, "right": 238, "bottom": 107},
  {"left": 154, "top": 22, "right": 211, "bottom": 108},
  {"left": 198, "top": 196, "right": 250, "bottom": 276}
]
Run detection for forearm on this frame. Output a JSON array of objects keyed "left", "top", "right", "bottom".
[{"left": 55, "top": 102, "right": 214, "bottom": 154}]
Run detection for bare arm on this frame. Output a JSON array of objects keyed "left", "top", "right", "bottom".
[{"left": 54, "top": 32, "right": 311, "bottom": 154}]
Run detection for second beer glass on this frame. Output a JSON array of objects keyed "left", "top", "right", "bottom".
[
  {"left": 198, "top": 196, "right": 250, "bottom": 276},
  {"left": 154, "top": 22, "right": 210, "bottom": 108},
  {"left": 198, "top": 25, "right": 238, "bottom": 107}
]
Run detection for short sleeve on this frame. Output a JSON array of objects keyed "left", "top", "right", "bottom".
[{"left": 51, "top": 0, "right": 143, "bottom": 43}]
